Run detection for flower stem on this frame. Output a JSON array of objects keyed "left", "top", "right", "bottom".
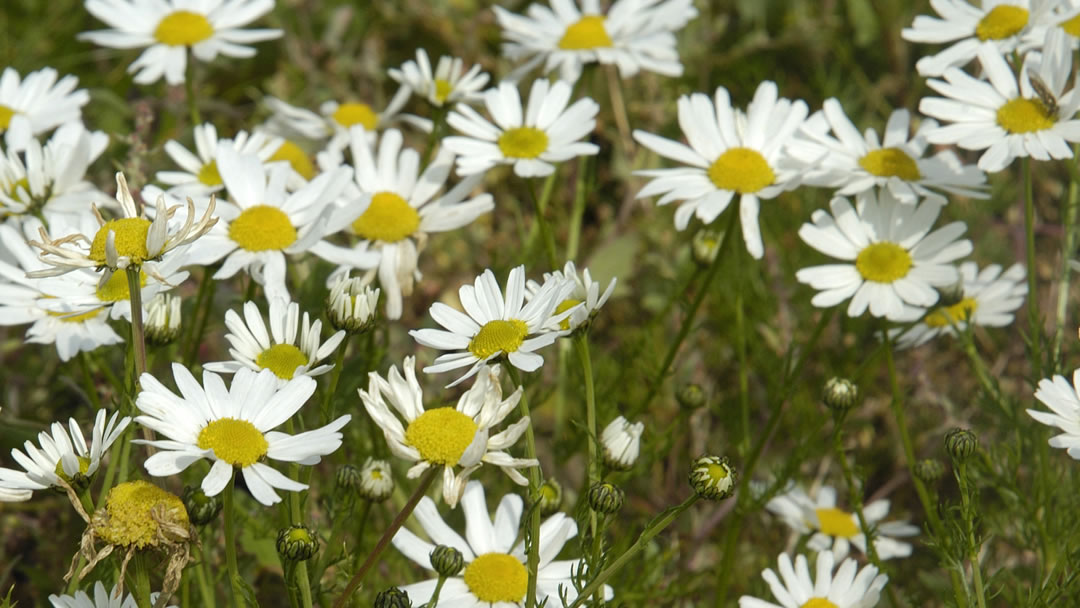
[
  {"left": 182, "top": 267, "right": 216, "bottom": 366},
  {"left": 185, "top": 52, "right": 200, "bottom": 126},
  {"left": 77, "top": 352, "right": 102, "bottom": 410},
  {"left": 320, "top": 343, "right": 348, "bottom": 424},
  {"left": 565, "top": 155, "right": 591, "bottom": 262},
  {"left": 733, "top": 244, "right": 751, "bottom": 455},
  {"left": 126, "top": 267, "right": 147, "bottom": 382},
  {"left": 131, "top": 553, "right": 153, "bottom": 608},
  {"left": 526, "top": 175, "right": 560, "bottom": 270},
  {"left": 223, "top": 472, "right": 246, "bottom": 608},
  {"left": 428, "top": 576, "right": 448, "bottom": 608},
  {"left": 574, "top": 336, "right": 599, "bottom": 489},
  {"left": 956, "top": 461, "right": 988, "bottom": 608},
  {"left": 1051, "top": 149, "right": 1080, "bottom": 371},
  {"left": 195, "top": 532, "right": 217, "bottom": 608},
  {"left": 421, "top": 105, "right": 449, "bottom": 169},
  {"left": 351, "top": 499, "right": 373, "bottom": 570},
  {"left": 1022, "top": 157, "right": 1043, "bottom": 378},
  {"left": 505, "top": 366, "right": 543, "bottom": 608}
]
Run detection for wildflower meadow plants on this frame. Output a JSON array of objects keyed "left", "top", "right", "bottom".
[{"left": 8, "top": 1, "right": 1080, "bottom": 607}]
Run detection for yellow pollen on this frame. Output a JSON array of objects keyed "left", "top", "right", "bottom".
[
  {"left": 707, "top": 147, "right": 776, "bottom": 194},
  {"left": 558, "top": 15, "right": 614, "bottom": 50},
  {"left": 96, "top": 269, "right": 147, "bottom": 303},
  {"left": 497, "top": 127, "right": 549, "bottom": 159},
  {"left": 255, "top": 343, "right": 308, "bottom": 380},
  {"left": 89, "top": 218, "right": 151, "bottom": 265},
  {"left": 1063, "top": 14, "right": 1080, "bottom": 37},
  {"left": 154, "top": 10, "right": 214, "bottom": 46},
  {"left": 228, "top": 205, "right": 297, "bottom": 251},
  {"left": 815, "top": 507, "right": 859, "bottom": 538},
  {"left": 975, "top": 5, "right": 1029, "bottom": 41},
  {"left": 47, "top": 307, "right": 105, "bottom": 324},
  {"left": 434, "top": 79, "right": 453, "bottom": 104},
  {"left": 463, "top": 553, "right": 528, "bottom": 603},
  {"left": 351, "top": 191, "right": 420, "bottom": 242},
  {"left": 269, "top": 140, "right": 316, "bottom": 180},
  {"left": 996, "top": 97, "right": 1054, "bottom": 133},
  {"left": 855, "top": 242, "right": 912, "bottom": 283},
  {"left": 197, "top": 160, "right": 222, "bottom": 186},
  {"left": 468, "top": 319, "right": 529, "bottom": 359},
  {"left": 197, "top": 418, "right": 268, "bottom": 467},
  {"left": 801, "top": 599, "right": 840, "bottom": 608},
  {"left": 925, "top": 297, "right": 977, "bottom": 328},
  {"left": 554, "top": 298, "right": 581, "bottom": 330},
  {"left": 859, "top": 148, "right": 921, "bottom": 181},
  {"left": 0, "top": 105, "right": 13, "bottom": 130},
  {"left": 54, "top": 455, "right": 92, "bottom": 481},
  {"left": 97, "top": 481, "right": 188, "bottom": 549},
  {"left": 404, "top": 407, "right": 479, "bottom": 466},
  {"left": 332, "top": 103, "right": 378, "bottom": 130}
]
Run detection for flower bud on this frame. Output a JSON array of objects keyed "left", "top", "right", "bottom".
[
  {"left": 676, "top": 383, "right": 706, "bottom": 410},
  {"left": 336, "top": 464, "right": 361, "bottom": 494},
  {"left": 429, "top": 544, "right": 465, "bottom": 578},
  {"left": 945, "top": 428, "right": 978, "bottom": 462},
  {"left": 145, "top": 293, "right": 182, "bottom": 346},
  {"left": 357, "top": 458, "right": 394, "bottom": 502},
  {"left": 276, "top": 524, "right": 319, "bottom": 562},
  {"left": 689, "top": 455, "right": 737, "bottom": 501},
  {"left": 822, "top": 377, "right": 859, "bottom": 414},
  {"left": 692, "top": 229, "right": 723, "bottom": 267},
  {"left": 327, "top": 277, "right": 379, "bottom": 334},
  {"left": 587, "top": 482, "right": 625, "bottom": 515},
  {"left": 914, "top": 458, "right": 945, "bottom": 484},
  {"left": 181, "top": 485, "right": 222, "bottom": 526},
  {"left": 374, "top": 587, "right": 412, "bottom": 608},
  {"left": 600, "top": 416, "right": 644, "bottom": 471},
  {"left": 538, "top": 478, "right": 563, "bottom": 516}
]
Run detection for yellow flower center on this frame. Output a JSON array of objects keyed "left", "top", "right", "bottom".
[
  {"left": 404, "top": 407, "right": 479, "bottom": 466},
  {"left": 497, "top": 127, "right": 549, "bottom": 159},
  {"left": 54, "top": 455, "right": 92, "bottom": 481},
  {"left": 996, "top": 97, "right": 1054, "bottom": 133},
  {"left": 89, "top": 218, "right": 152, "bottom": 265},
  {"left": 801, "top": 598, "right": 840, "bottom": 608},
  {"left": 554, "top": 298, "right": 581, "bottom": 330},
  {"left": 255, "top": 343, "right": 308, "bottom": 380},
  {"left": 707, "top": 462, "right": 730, "bottom": 483},
  {"left": 434, "top": 79, "right": 453, "bottom": 104},
  {"left": 228, "top": 205, "right": 298, "bottom": 252},
  {"left": 5, "top": 176, "right": 30, "bottom": 202},
  {"left": 197, "top": 418, "right": 268, "bottom": 467},
  {"left": 925, "top": 297, "right": 977, "bottom": 328},
  {"left": 707, "top": 147, "right": 776, "bottom": 194},
  {"left": 558, "top": 15, "right": 614, "bottom": 50},
  {"left": 350, "top": 191, "right": 420, "bottom": 242},
  {"left": 855, "top": 242, "right": 912, "bottom": 283},
  {"left": 269, "top": 140, "right": 316, "bottom": 180},
  {"left": 332, "top": 102, "right": 378, "bottom": 130},
  {"left": 154, "top": 10, "right": 215, "bottom": 46},
  {"left": 815, "top": 507, "right": 859, "bottom": 538},
  {"left": 468, "top": 319, "right": 529, "bottom": 359},
  {"left": 463, "top": 553, "right": 528, "bottom": 603},
  {"left": 47, "top": 307, "right": 105, "bottom": 324},
  {"left": 97, "top": 481, "right": 189, "bottom": 549},
  {"left": 859, "top": 148, "right": 921, "bottom": 181},
  {"left": 1063, "top": 14, "right": 1080, "bottom": 37},
  {"left": 96, "top": 269, "right": 147, "bottom": 303},
  {"left": 0, "top": 104, "right": 14, "bottom": 130},
  {"left": 198, "top": 160, "right": 222, "bottom": 187},
  {"left": 975, "top": 5, "right": 1029, "bottom": 41}
]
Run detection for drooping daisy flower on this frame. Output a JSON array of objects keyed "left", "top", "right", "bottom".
[
  {"left": 49, "top": 581, "right": 175, "bottom": 608},
  {"left": 766, "top": 484, "right": 919, "bottom": 561},
  {"left": 739, "top": 552, "right": 888, "bottom": 608},
  {"left": 78, "top": 0, "right": 282, "bottom": 85},
  {"left": 442, "top": 80, "right": 600, "bottom": 178},
  {"left": 525, "top": 260, "right": 616, "bottom": 332},
  {"left": 796, "top": 190, "right": 972, "bottom": 321},
  {"left": 0, "top": 67, "right": 89, "bottom": 152},
  {"left": 359, "top": 357, "right": 537, "bottom": 507},
  {"left": 1028, "top": 368, "right": 1080, "bottom": 459},
  {"left": 0, "top": 409, "right": 130, "bottom": 495},
  {"left": 892, "top": 262, "right": 1027, "bottom": 348},
  {"left": 920, "top": 29, "right": 1080, "bottom": 172},
  {"left": 633, "top": 81, "right": 809, "bottom": 259},
  {"left": 155, "top": 123, "right": 289, "bottom": 196},
  {"left": 410, "top": 265, "right": 577, "bottom": 386},
  {"left": 203, "top": 298, "right": 346, "bottom": 383},
  {"left": 787, "top": 100, "right": 988, "bottom": 205},
  {"left": 600, "top": 415, "right": 643, "bottom": 470},
  {"left": 389, "top": 49, "right": 490, "bottom": 107},
  {"left": 263, "top": 87, "right": 429, "bottom": 148},
  {"left": 135, "top": 364, "right": 350, "bottom": 505},
  {"left": 392, "top": 480, "right": 614, "bottom": 606},
  {"left": 494, "top": 0, "right": 699, "bottom": 83}
]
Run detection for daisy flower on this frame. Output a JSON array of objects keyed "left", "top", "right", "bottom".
[
  {"left": 632, "top": 81, "right": 809, "bottom": 259},
  {"left": 892, "top": 262, "right": 1027, "bottom": 348},
  {"left": 389, "top": 49, "right": 490, "bottom": 107},
  {"left": 442, "top": 79, "right": 600, "bottom": 178},
  {"left": 766, "top": 484, "right": 919, "bottom": 561},
  {"left": 392, "top": 480, "right": 614, "bottom": 606},
  {"left": 315, "top": 127, "right": 494, "bottom": 320},
  {"left": 0, "top": 485, "right": 31, "bottom": 502},
  {"left": 787, "top": 100, "right": 988, "bottom": 205},
  {"left": 135, "top": 364, "right": 350, "bottom": 505},
  {"left": 203, "top": 298, "right": 346, "bottom": 383},
  {"left": 410, "top": 265, "right": 577, "bottom": 387},
  {"left": 739, "top": 552, "right": 888, "bottom": 608},
  {"left": 1028, "top": 368, "right": 1080, "bottom": 459},
  {"left": 795, "top": 190, "right": 972, "bottom": 320},
  {"left": 78, "top": 0, "right": 282, "bottom": 86},
  {"left": 525, "top": 260, "right": 616, "bottom": 331},
  {"left": 0, "top": 409, "right": 130, "bottom": 495},
  {"left": 49, "top": 581, "right": 175, "bottom": 608},
  {"left": 0, "top": 66, "right": 89, "bottom": 152},
  {"left": 263, "top": 86, "right": 429, "bottom": 148},
  {"left": 359, "top": 357, "right": 537, "bottom": 507},
  {"left": 494, "top": 0, "right": 699, "bottom": 83},
  {"left": 919, "top": 29, "right": 1080, "bottom": 173},
  {"left": 155, "top": 123, "right": 289, "bottom": 196}
]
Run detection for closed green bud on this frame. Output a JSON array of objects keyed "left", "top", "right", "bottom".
[
  {"left": 336, "top": 464, "right": 362, "bottom": 494},
  {"left": 689, "top": 455, "right": 737, "bottom": 501},
  {"left": 914, "top": 458, "right": 945, "bottom": 484},
  {"left": 676, "top": 383, "right": 706, "bottom": 410},
  {"left": 692, "top": 229, "right": 723, "bottom": 267},
  {"left": 276, "top": 524, "right": 319, "bottom": 562},
  {"left": 587, "top": 482, "right": 625, "bottom": 515},
  {"left": 945, "top": 428, "right": 978, "bottom": 461},
  {"left": 145, "top": 293, "right": 182, "bottom": 346},
  {"left": 429, "top": 544, "right": 465, "bottom": 578},
  {"left": 374, "top": 587, "right": 412, "bottom": 608},
  {"left": 538, "top": 478, "right": 563, "bottom": 516},
  {"left": 182, "top": 485, "right": 222, "bottom": 526},
  {"left": 822, "top": 377, "right": 859, "bottom": 413}
]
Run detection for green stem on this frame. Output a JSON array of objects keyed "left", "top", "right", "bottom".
[
  {"left": 1051, "top": 148, "right": 1080, "bottom": 371},
  {"left": 421, "top": 105, "right": 449, "bottom": 169},
  {"left": 296, "top": 562, "right": 313, "bottom": 608},
  {"left": 505, "top": 366, "right": 543, "bottom": 608},
  {"left": 78, "top": 352, "right": 102, "bottom": 410},
  {"left": 566, "top": 155, "right": 591, "bottom": 262},
  {"left": 185, "top": 52, "right": 200, "bottom": 126},
  {"left": 182, "top": 267, "right": 214, "bottom": 365},
  {"left": 131, "top": 553, "right": 152, "bottom": 608},
  {"left": 526, "top": 175, "right": 560, "bottom": 270},
  {"left": 1023, "top": 157, "right": 1042, "bottom": 378},
  {"left": 351, "top": 499, "right": 373, "bottom": 570},
  {"left": 320, "top": 344, "right": 348, "bottom": 424},
  {"left": 224, "top": 472, "right": 246, "bottom": 608},
  {"left": 733, "top": 245, "right": 750, "bottom": 455},
  {"left": 127, "top": 267, "right": 147, "bottom": 382},
  {"left": 575, "top": 336, "right": 599, "bottom": 488},
  {"left": 957, "top": 462, "right": 988, "bottom": 608},
  {"left": 195, "top": 533, "right": 216, "bottom": 608},
  {"left": 428, "top": 576, "right": 447, "bottom": 608}
]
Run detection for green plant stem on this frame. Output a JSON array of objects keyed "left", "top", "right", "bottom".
[
  {"left": 312, "top": 503, "right": 349, "bottom": 587},
  {"left": 127, "top": 267, "right": 147, "bottom": 382},
  {"left": 334, "top": 468, "right": 438, "bottom": 608},
  {"left": 185, "top": 53, "right": 200, "bottom": 126},
  {"left": 1051, "top": 149, "right": 1080, "bottom": 371},
  {"left": 956, "top": 462, "right": 988, "bottom": 608},
  {"left": 78, "top": 352, "right": 102, "bottom": 410},
  {"left": 575, "top": 336, "right": 599, "bottom": 489},
  {"left": 351, "top": 499, "right": 373, "bottom": 570},
  {"left": 195, "top": 534, "right": 216, "bottom": 608},
  {"left": 506, "top": 366, "right": 543, "bottom": 608},
  {"left": 131, "top": 553, "right": 152, "bottom": 608},
  {"left": 832, "top": 425, "right": 884, "bottom": 567},
  {"left": 733, "top": 245, "right": 750, "bottom": 455},
  {"left": 182, "top": 267, "right": 215, "bottom": 365},
  {"left": 1022, "top": 157, "right": 1042, "bottom": 378},
  {"left": 421, "top": 105, "right": 449, "bottom": 169},
  {"left": 320, "top": 344, "right": 348, "bottom": 424},
  {"left": 295, "top": 563, "right": 313, "bottom": 608},
  {"left": 526, "top": 176, "right": 560, "bottom": 270},
  {"left": 566, "top": 155, "right": 591, "bottom": 262},
  {"left": 223, "top": 472, "right": 245, "bottom": 608},
  {"left": 428, "top": 576, "right": 448, "bottom": 608}
]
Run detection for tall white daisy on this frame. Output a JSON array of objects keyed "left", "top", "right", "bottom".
[
  {"left": 359, "top": 358, "right": 537, "bottom": 507},
  {"left": 632, "top": 81, "right": 809, "bottom": 259},
  {"left": 1029, "top": 368, "right": 1080, "bottom": 459},
  {"left": 796, "top": 190, "right": 972, "bottom": 321},
  {"left": 135, "top": 364, "right": 350, "bottom": 506},
  {"left": 389, "top": 49, "right": 490, "bottom": 107},
  {"left": 739, "top": 552, "right": 888, "bottom": 608},
  {"left": 442, "top": 80, "right": 600, "bottom": 178},
  {"left": 155, "top": 123, "right": 288, "bottom": 196},
  {"left": 494, "top": 0, "right": 698, "bottom": 83},
  {"left": 263, "top": 86, "right": 429, "bottom": 147},
  {"left": 78, "top": 0, "right": 282, "bottom": 85},
  {"left": 0, "top": 67, "right": 89, "bottom": 152},
  {"left": 525, "top": 260, "right": 616, "bottom": 331}
]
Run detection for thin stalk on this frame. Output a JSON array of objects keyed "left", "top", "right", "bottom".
[
  {"left": 78, "top": 352, "right": 102, "bottom": 410},
  {"left": 1051, "top": 148, "right": 1080, "bottom": 370},
  {"left": 575, "top": 336, "right": 599, "bottom": 489},
  {"left": 126, "top": 267, "right": 147, "bottom": 381},
  {"left": 320, "top": 344, "right": 348, "bottom": 424},
  {"left": 181, "top": 267, "right": 214, "bottom": 364},
  {"left": 295, "top": 563, "right": 314, "bottom": 608},
  {"left": 131, "top": 553, "right": 152, "bottom": 608},
  {"left": 506, "top": 366, "right": 543, "bottom": 608},
  {"left": 956, "top": 462, "right": 988, "bottom": 608},
  {"left": 566, "top": 155, "right": 591, "bottom": 261},
  {"left": 224, "top": 472, "right": 246, "bottom": 608},
  {"left": 526, "top": 177, "right": 560, "bottom": 270},
  {"left": 421, "top": 105, "right": 450, "bottom": 168},
  {"left": 185, "top": 53, "right": 200, "bottom": 126},
  {"left": 733, "top": 244, "right": 750, "bottom": 455},
  {"left": 428, "top": 576, "right": 448, "bottom": 608},
  {"left": 1022, "top": 157, "right": 1042, "bottom": 378},
  {"left": 351, "top": 499, "right": 373, "bottom": 570},
  {"left": 195, "top": 533, "right": 216, "bottom": 608}
]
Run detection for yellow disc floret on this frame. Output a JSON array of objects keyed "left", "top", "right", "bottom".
[
  {"left": 859, "top": 148, "right": 921, "bottom": 181},
  {"left": 332, "top": 103, "right": 378, "bottom": 130},
  {"left": 558, "top": 15, "right": 614, "bottom": 50},
  {"left": 463, "top": 553, "right": 528, "bottom": 603},
  {"left": 404, "top": 407, "right": 479, "bottom": 466},
  {"left": 228, "top": 205, "right": 298, "bottom": 252},
  {"left": 434, "top": 79, "right": 453, "bottom": 104},
  {"left": 801, "top": 599, "right": 840, "bottom": 608},
  {"left": 554, "top": 298, "right": 581, "bottom": 330},
  {"left": 497, "top": 127, "right": 549, "bottom": 159},
  {"left": 924, "top": 297, "right": 977, "bottom": 328},
  {"left": 855, "top": 242, "right": 912, "bottom": 283},
  {"left": 468, "top": 319, "right": 529, "bottom": 359},
  {"left": 269, "top": 140, "right": 316, "bottom": 180},
  {"left": 708, "top": 147, "right": 776, "bottom": 194},
  {"left": 351, "top": 191, "right": 420, "bottom": 242},
  {"left": 54, "top": 455, "right": 91, "bottom": 481},
  {"left": 97, "top": 481, "right": 189, "bottom": 549},
  {"left": 154, "top": 10, "right": 215, "bottom": 46},
  {"left": 255, "top": 343, "right": 309, "bottom": 380},
  {"left": 89, "top": 218, "right": 152, "bottom": 265},
  {"left": 198, "top": 160, "right": 223, "bottom": 187},
  {"left": 975, "top": 5, "right": 1029, "bottom": 41},
  {"left": 0, "top": 105, "right": 14, "bottom": 130},
  {"left": 47, "top": 307, "right": 105, "bottom": 324},
  {"left": 1063, "top": 14, "right": 1080, "bottom": 37},
  {"left": 96, "top": 269, "right": 147, "bottom": 303},
  {"left": 197, "top": 418, "right": 269, "bottom": 467},
  {"left": 996, "top": 97, "right": 1054, "bottom": 134},
  {"left": 815, "top": 507, "right": 859, "bottom": 538}
]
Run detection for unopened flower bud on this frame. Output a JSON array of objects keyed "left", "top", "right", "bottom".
[
  {"left": 689, "top": 455, "right": 736, "bottom": 501},
  {"left": 357, "top": 458, "right": 394, "bottom": 502},
  {"left": 945, "top": 428, "right": 978, "bottom": 462},
  {"left": 937, "top": 281, "right": 966, "bottom": 308},
  {"left": 676, "top": 383, "right": 706, "bottom": 410},
  {"left": 429, "top": 544, "right": 465, "bottom": 578},
  {"left": 538, "top": 479, "right": 563, "bottom": 515},
  {"left": 327, "top": 276, "right": 379, "bottom": 334},
  {"left": 600, "top": 416, "right": 644, "bottom": 471},
  {"left": 374, "top": 587, "right": 412, "bottom": 608},
  {"left": 914, "top": 458, "right": 945, "bottom": 484},
  {"left": 692, "top": 229, "right": 723, "bottom": 267},
  {"left": 145, "top": 293, "right": 182, "bottom": 346},
  {"left": 587, "top": 482, "right": 625, "bottom": 515},
  {"left": 822, "top": 377, "right": 859, "bottom": 413},
  {"left": 181, "top": 485, "right": 222, "bottom": 526},
  {"left": 276, "top": 524, "right": 319, "bottom": 562},
  {"left": 336, "top": 464, "right": 361, "bottom": 494}
]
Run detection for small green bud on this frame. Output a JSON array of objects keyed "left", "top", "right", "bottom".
[
  {"left": 822, "top": 377, "right": 859, "bottom": 413},
  {"left": 336, "top": 464, "right": 361, "bottom": 494},
  {"left": 429, "top": 544, "right": 465, "bottom": 578},
  {"left": 914, "top": 458, "right": 945, "bottom": 484},
  {"left": 689, "top": 455, "right": 737, "bottom": 501},
  {"left": 587, "top": 482, "right": 625, "bottom": 515},
  {"left": 691, "top": 229, "right": 723, "bottom": 267},
  {"left": 276, "top": 524, "right": 319, "bottom": 562},
  {"left": 676, "top": 383, "right": 706, "bottom": 410},
  {"left": 538, "top": 478, "right": 563, "bottom": 516},
  {"left": 945, "top": 428, "right": 978, "bottom": 462},
  {"left": 374, "top": 587, "right": 412, "bottom": 608},
  {"left": 327, "top": 277, "right": 379, "bottom": 334},
  {"left": 182, "top": 485, "right": 222, "bottom": 526}
]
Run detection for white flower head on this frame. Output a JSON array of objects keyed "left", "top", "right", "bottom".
[
  {"left": 327, "top": 275, "right": 380, "bottom": 334},
  {"left": 739, "top": 552, "right": 888, "bottom": 608},
  {"left": 145, "top": 292, "right": 183, "bottom": 344},
  {"left": 526, "top": 260, "right": 616, "bottom": 331},
  {"left": 263, "top": 86, "right": 430, "bottom": 148},
  {"left": 357, "top": 457, "right": 394, "bottom": 502},
  {"left": 155, "top": 123, "right": 293, "bottom": 196},
  {"left": 600, "top": 415, "right": 644, "bottom": 470},
  {"left": 1028, "top": 368, "right": 1080, "bottom": 459},
  {"left": 49, "top": 581, "right": 176, "bottom": 608},
  {"left": 0, "top": 66, "right": 89, "bottom": 151},
  {"left": 389, "top": 48, "right": 490, "bottom": 107},
  {"left": 0, "top": 122, "right": 109, "bottom": 220}
]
